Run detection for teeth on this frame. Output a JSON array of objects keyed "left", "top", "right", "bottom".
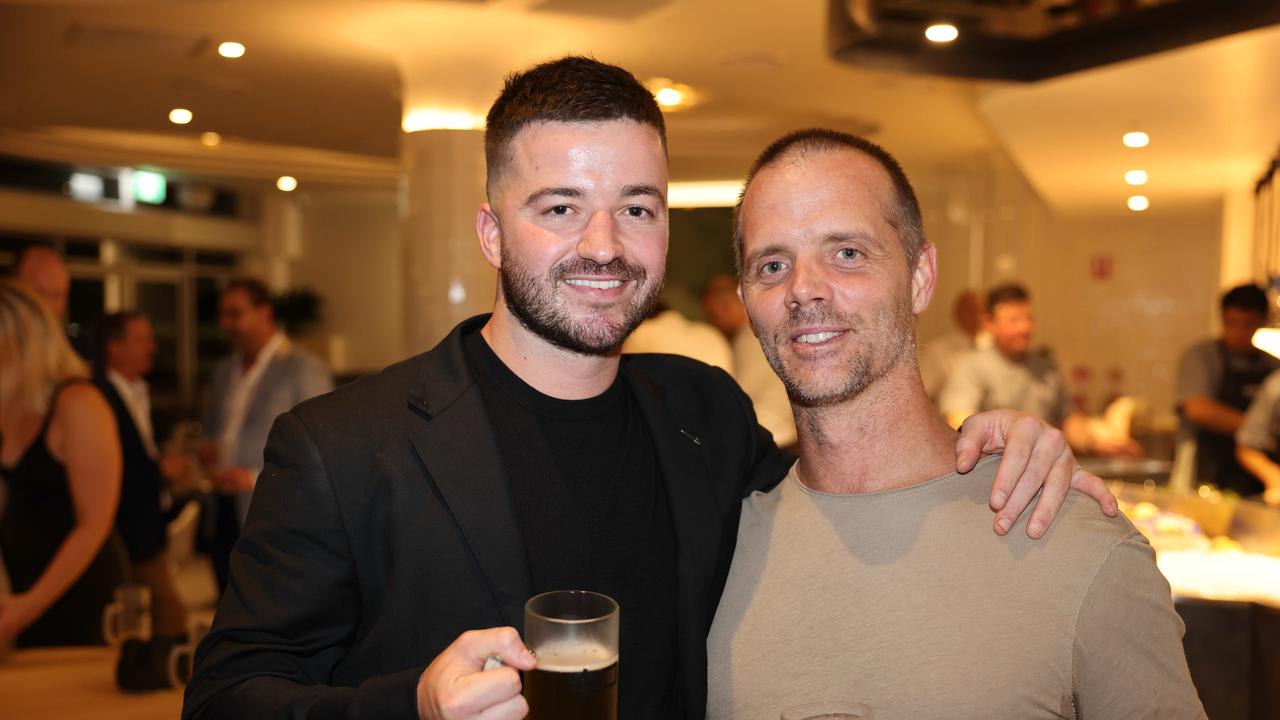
[
  {"left": 566, "top": 279, "right": 624, "bottom": 289},
  {"left": 796, "top": 331, "right": 842, "bottom": 344}
]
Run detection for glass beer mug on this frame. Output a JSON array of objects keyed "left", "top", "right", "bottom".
[{"left": 523, "top": 590, "right": 619, "bottom": 720}]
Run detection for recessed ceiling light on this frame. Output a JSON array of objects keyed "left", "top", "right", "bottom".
[
  {"left": 200, "top": 131, "right": 221, "bottom": 147},
  {"left": 655, "top": 88, "right": 684, "bottom": 107},
  {"left": 1123, "top": 131, "right": 1149, "bottom": 148},
  {"left": 218, "top": 42, "right": 245, "bottom": 59},
  {"left": 401, "top": 109, "right": 485, "bottom": 132},
  {"left": 276, "top": 176, "right": 298, "bottom": 192},
  {"left": 1127, "top": 195, "right": 1149, "bottom": 212},
  {"left": 925, "top": 24, "right": 959, "bottom": 43},
  {"left": 1124, "top": 169, "right": 1148, "bottom": 186},
  {"left": 169, "top": 108, "right": 193, "bottom": 125}
]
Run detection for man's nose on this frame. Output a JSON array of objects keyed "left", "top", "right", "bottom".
[{"left": 577, "top": 210, "right": 621, "bottom": 266}]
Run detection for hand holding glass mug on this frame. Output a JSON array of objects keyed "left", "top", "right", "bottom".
[{"left": 416, "top": 627, "right": 536, "bottom": 720}]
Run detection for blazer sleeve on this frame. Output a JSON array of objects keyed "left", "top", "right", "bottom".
[{"left": 183, "top": 410, "right": 422, "bottom": 720}]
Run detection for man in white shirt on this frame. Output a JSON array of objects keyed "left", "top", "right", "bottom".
[
  {"left": 96, "top": 311, "right": 189, "bottom": 638},
  {"left": 919, "top": 289, "right": 988, "bottom": 401},
  {"left": 198, "top": 278, "right": 333, "bottom": 590}
]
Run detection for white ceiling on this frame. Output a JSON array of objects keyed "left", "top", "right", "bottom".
[{"left": 0, "top": 0, "right": 1276, "bottom": 211}]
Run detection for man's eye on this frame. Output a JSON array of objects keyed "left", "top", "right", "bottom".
[
  {"left": 625, "top": 206, "right": 651, "bottom": 218},
  {"left": 548, "top": 205, "right": 571, "bottom": 216},
  {"left": 761, "top": 261, "right": 785, "bottom": 275},
  {"left": 838, "top": 247, "right": 860, "bottom": 260}
]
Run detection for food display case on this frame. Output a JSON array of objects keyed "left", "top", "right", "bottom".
[{"left": 1110, "top": 482, "right": 1280, "bottom": 720}]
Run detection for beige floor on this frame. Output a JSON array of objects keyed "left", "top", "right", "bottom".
[{"left": 0, "top": 647, "right": 184, "bottom": 720}]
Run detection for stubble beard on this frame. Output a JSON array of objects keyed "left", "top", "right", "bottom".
[
  {"left": 500, "top": 248, "right": 663, "bottom": 356},
  {"left": 757, "top": 297, "right": 916, "bottom": 409}
]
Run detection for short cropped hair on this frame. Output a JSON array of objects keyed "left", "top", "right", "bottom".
[
  {"left": 986, "top": 283, "right": 1031, "bottom": 313},
  {"left": 733, "top": 129, "right": 925, "bottom": 276},
  {"left": 1221, "top": 284, "right": 1269, "bottom": 316},
  {"left": 484, "top": 56, "right": 666, "bottom": 191},
  {"left": 222, "top": 278, "right": 273, "bottom": 308},
  {"left": 93, "top": 310, "right": 145, "bottom": 375}
]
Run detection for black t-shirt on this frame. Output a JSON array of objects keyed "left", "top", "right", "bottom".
[{"left": 463, "top": 329, "right": 679, "bottom": 719}]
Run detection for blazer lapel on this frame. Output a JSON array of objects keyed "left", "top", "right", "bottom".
[
  {"left": 625, "top": 364, "right": 723, "bottom": 714},
  {"left": 406, "top": 317, "right": 532, "bottom": 630}
]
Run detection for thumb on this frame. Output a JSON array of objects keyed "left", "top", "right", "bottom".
[{"left": 456, "top": 627, "right": 537, "bottom": 672}]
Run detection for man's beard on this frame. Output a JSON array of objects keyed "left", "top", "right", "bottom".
[
  {"left": 500, "top": 249, "right": 663, "bottom": 356},
  {"left": 756, "top": 297, "right": 915, "bottom": 408}
]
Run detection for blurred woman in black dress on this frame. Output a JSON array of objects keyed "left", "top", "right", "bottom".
[{"left": 0, "top": 279, "right": 126, "bottom": 647}]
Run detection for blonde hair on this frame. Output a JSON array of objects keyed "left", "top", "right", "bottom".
[{"left": 0, "top": 279, "right": 88, "bottom": 416}]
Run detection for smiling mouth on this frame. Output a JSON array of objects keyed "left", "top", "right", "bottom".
[
  {"left": 565, "top": 279, "right": 625, "bottom": 290},
  {"left": 793, "top": 330, "right": 846, "bottom": 345}
]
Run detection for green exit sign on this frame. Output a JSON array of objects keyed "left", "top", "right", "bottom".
[{"left": 132, "top": 170, "right": 167, "bottom": 204}]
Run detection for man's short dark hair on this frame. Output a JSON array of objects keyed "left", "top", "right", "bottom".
[
  {"left": 223, "top": 278, "right": 273, "bottom": 308},
  {"left": 93, "top": 310, "right": 144, "bottom": 375},
  {"left": 986, "top": 283, "right": 1031, "bottom": 313},
  {"left": 733, "top": 129, "right": 925, "bottom": 276},
  {"left": 484, "top": 55, "right": 667, "bottom": 192},
  {"left": 1221, "top": 284, "right": 1269, "bottom": 316}
]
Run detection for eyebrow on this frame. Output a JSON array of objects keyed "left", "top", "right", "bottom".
[
  {"left": 621, "top": 184, "right": 666, "bottom": 207},
  {"left": 523, "top": 186, "right": 584, "bottom": 207}
]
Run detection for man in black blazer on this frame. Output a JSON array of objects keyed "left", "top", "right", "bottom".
[
  {"left": 95, "top": 311, "right": 188, "bottom": 639},
  {"left": 184, "top": 57, "right": 1114, "bottom": 720}
]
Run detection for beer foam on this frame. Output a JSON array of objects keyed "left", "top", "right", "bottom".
[{"left": 533, "top": 640, "right": 617, "bottom": 673}]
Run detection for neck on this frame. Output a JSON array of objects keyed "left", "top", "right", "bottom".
[
  {"left": 108, "top": 365, "right": 141, "bottom": 382},
  {"left": 241, "top": 329, "right": 276, "bottom": 366},
  {"left": 793, "top": 361, "right": 957, "bottom": 495},
  {"left": 481, "top": 305, "right": 620, "bottom": 400}
]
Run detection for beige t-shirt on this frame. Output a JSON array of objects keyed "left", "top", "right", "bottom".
[{"left": 707, "top": 456, "right": 1205, "bottom": 720}]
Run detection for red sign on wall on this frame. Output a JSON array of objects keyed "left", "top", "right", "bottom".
[{"left": 1090, "top": 254, "right": 1113, "bottom": 281}]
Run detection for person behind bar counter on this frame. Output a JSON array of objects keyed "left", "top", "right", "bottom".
[
  {"left": 708, "top": 129, "right": 1205, "bottom": 719},
  {"left": 1177, "top": 284, "right": 1278, "bottom": 496}
]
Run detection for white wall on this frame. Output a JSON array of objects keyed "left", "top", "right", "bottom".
[{"left": 289, "top": 187, "right": 405, "bottom": 374}]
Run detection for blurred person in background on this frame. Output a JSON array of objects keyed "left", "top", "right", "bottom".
[
  {"left": 940, "top": 283, "right": 1141, "bottom": 457},
  {"left": 1178, "top": 284, "right": 1278, "bottom": 495},
  {"left": 1234, "top": 368, "right": 1280, "bottom": 506},
  {"left": 704, "top": 274, "right": 796, "bottom": 448},
  {"left": 95, "top": 311, "right": 190, "bottom": 638},
  {"left": 621, "top": 302, "right": 734, "bottom": 371},
  {"left": 0, "top": 280, "right": 126, "bottom": 647},
  {"left": 919, "top": 289, "right": 988, "bottom": 401},
  {"left": 11, "top": 244, "right": 70, "bottom": 321},
  {"left": 198, "top": 278, "right": 332, "bottom": 591}
]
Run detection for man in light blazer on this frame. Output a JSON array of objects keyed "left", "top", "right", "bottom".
[{"left": 199, "top": 277, "right": 333, "bottom": 590}]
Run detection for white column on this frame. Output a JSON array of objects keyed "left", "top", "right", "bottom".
[{"left": 401, "top": 129, "right": 497, "bottom": 354}]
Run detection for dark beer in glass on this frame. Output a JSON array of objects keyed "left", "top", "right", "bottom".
[{"left": 523, "top": 590, "right": 619, "bottom": 720}]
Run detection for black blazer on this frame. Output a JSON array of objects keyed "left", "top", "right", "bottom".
[
  {"left": 183, "top": 315, "right": 794, "bottom": 719},
  {"left": 95, "top": 375, "right": 167, "bottom": 565}
]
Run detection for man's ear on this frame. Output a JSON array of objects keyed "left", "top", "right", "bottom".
[
  {"left": 911, "top": 242, "right": 938, "bottom": 316},
  {"left": 476, "top": 203, "right": 502, "bottom": 270}
]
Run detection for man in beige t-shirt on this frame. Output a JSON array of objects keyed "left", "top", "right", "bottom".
[{"left": 709, "top": 129, "right": 1204, "bottom": 719}]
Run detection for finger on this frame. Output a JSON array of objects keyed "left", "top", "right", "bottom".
[
  {"left": 993, "top": 422, "right": 1065, "bottom": 534},
  {"left": 987, "top": 416, "right": 1040, "bottom": 514},
  {"left": 1023, "top": 448, "right": 1075, "bottom": 539},
  {"left": 447, "top": 666, "right": 523, "bottom": 715},
  {"left": 453, "top": 628, "right": 536, "bottom": 671},
  {"left": 1069, "top": 467, "right": 1117, "bottom": 516},
  {"left": 953, "top": 417, "right": 983, "bottom": 474},
  {"left": 475, "top": 693, "right": 529, "bottom": 720}
]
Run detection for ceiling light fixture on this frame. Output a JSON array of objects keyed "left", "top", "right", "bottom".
[
  {"left": 1124, "top": 169, "right": 1148, "bottom": 186},
  {"left": 168, "top": 108, "right": 193, "bottom": 125},
  {"left": 1127, "top": 195, "right": 1149, "bottom": 212},
  {"left": 644, "top": 78, "right": 699, "bottom": 111},
  {"left": 1123, "top": 131, "right": 1149, "bottom": 148},
  {"left": 401, "top": 109, "right": 485, "bottom": 132},
  {"left": 200, "top": 131, "right": 221, "bottom": 147},
  {"left": 218, "top": 42, "right": 245, "bottom": 59},
  {"left": 925, "top": 24, "right": 959, "bottom": 43},
  {"left": 276, "top": 176, "right": 298, "bottom": 192}
]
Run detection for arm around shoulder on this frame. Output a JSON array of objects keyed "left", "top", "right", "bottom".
[
  {"left": 1072, "top": 532, "right": 1207, "bottom": 718},
  {"left": 183, "top": 410, "right": 421, "bottom": 720}
]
